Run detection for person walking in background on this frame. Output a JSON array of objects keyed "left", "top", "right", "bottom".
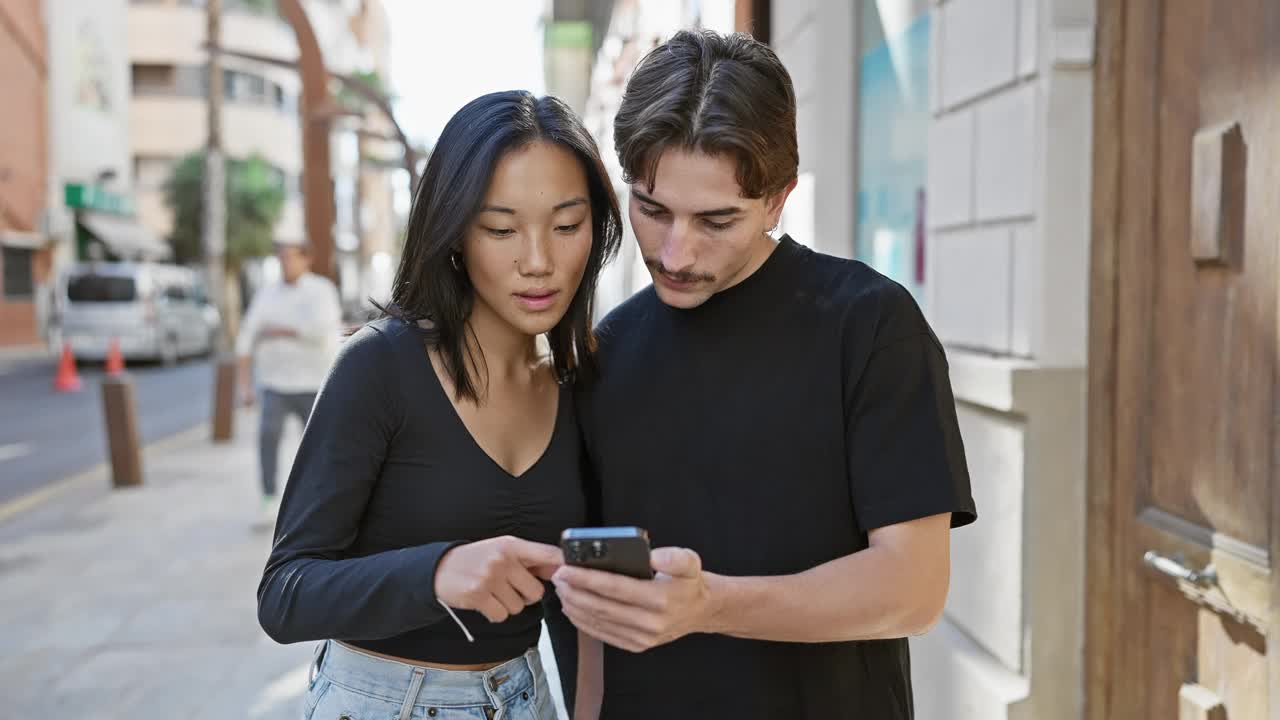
[{"left": 236, "top": 239, "right": 342, "bottom": 526}]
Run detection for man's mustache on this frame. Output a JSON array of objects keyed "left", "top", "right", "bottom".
[{"left": 644, "top": 259, "right": 715, "bottom": 284}]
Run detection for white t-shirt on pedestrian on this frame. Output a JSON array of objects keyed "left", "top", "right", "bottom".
[{"left": 235, "top": 272, "right": 342, "bottom": 394}]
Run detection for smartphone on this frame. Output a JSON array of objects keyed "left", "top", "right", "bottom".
[{"left": 560, "top": 527, "right": 654, "bottom": 579}]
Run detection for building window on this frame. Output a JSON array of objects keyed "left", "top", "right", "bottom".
[
  {"left": 137, "top": 62, "right": 293, "bottom": 114},
  {"left": 221, "top": 68, "right": 275, "bottom": 105},
  {"left": 171, "top": 0, "right": 284, "bottom": 17},
  {"left": 855, "top": 0, "right": 931, "bottom": 304},
  {"left": 170, "top": 64, "right": 207, "bottom": 96},
  {"left": 2, "top": 247, "right": 34, "bottom": 300},
  {"left": 140, "top": 63, "right": 291, "bottom": 113},
  {"left": 132, "top": 63, "right": 177, "bottom": 94},
  {"left": 222, "top": 68, "right": 236, "bottom": 100},
  {"left": 244, "top": 73, "right": 267, "bottom": 102}
]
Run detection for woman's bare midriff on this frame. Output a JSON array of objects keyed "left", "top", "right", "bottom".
[{"left": 335, "top": 641, "right": 506, "bottom": 671}]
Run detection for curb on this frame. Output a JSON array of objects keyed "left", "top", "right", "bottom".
[
  {"left": 0, "top": 421, "right": 214, "bottom": 527},
  {"left": 0, "top": 343, "right": 52, "bottom": 362}
]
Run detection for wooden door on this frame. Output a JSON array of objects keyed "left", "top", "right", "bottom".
[{"left": 1087, "top": 1, "right": 1280, "bottom": 719}]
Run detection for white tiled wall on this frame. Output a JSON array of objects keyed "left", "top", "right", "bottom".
[
  {"left": 911, "top": 619, "right": 1030, "bottom": 720},
  {"left": 931, "top": 226, "right": 1014, "bottom": 351},
  {"left": 1018, "top": 0, "right": 1040, "bottom": 77},
  {"left": 920, "top": 1, "right": 1095, "bottom": 718},
  {"left": 928, "top": 1, "right": 1035, "bottom": 354},
  {"left": 928, "top": 0, "right": 1094, "bottom": 363},
  {"left": 927, "top": 110, "right": 976, "bottom": 229},
  {"left": 1010, "top": 221, "right": 1038, "bottom": 356},
  {"left": 975, "top": 83, "right": 1037, "bottom": 221},
  {"left": 939, "top": 0, "right": 1019, "bottom": 107},
  {"left": 774, "top": 3, "right": 1094, "bottom": 719},
  {"left": 947, "top": 407, "right": 1026, "bottom": 672}
]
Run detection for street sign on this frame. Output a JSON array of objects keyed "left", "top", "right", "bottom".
[{"left": 64, "top": 183, "right": 133, "bottom": 215}]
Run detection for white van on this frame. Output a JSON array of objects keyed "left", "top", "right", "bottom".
[{"left": 58, "top": 262, "right": 222, "bottom": 364}]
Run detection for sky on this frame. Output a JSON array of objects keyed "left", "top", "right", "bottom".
[{"left": 383, "top": 0, "right": 548, "bottom": 149}]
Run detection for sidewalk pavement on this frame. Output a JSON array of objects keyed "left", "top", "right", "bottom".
[
  {"left": 0, "top": 409, "right": 567, "bottom": 718},
  {"left": 0, "top": 342, "right": 54, "bottom": 375},
  {"left": 0, "top": 342, "right": 52, "bottom": 362}
]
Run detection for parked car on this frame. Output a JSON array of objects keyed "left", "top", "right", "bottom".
[{"left": 57, "top": 262, "right": 221, "bottom": 364}]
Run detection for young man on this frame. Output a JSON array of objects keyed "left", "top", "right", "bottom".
[
  {"left": 551, "top": 30, "right": 976, "bottom": 718},
  {"left": 236, "top": 240, "right": 342, "bottom": 526}
]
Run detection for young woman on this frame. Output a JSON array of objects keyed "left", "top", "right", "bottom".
[{"left": 257, "top": 90, "right": 621, "bottom": 720}]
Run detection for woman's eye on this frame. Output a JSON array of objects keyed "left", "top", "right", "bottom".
[
  {"left": 485, "top": 227, "right": 516, "bottom": 238},
  {"left": 556, "top": 223, "right": 583, "bottom": 233}
]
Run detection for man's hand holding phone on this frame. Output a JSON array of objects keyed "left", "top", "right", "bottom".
[{"left": 553, "top": 527, "right": 719, "bottom": 653}]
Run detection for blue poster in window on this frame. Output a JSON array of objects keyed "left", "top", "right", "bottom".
[{"left": 856, "top": 12, "right": 930, "bottom": 306}]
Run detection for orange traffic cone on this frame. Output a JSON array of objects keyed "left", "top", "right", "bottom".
[
  {"left": 105, "top": 338, "right": 125, "bottom": 377},
  {"left": 53, "top": 342, "right": 82, "bottom": 392}
]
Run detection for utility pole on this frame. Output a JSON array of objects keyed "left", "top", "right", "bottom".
[
  {"left": 205, "top": 0, "right": 237, "bottom": 443},
  {"left": 201, "top": 0, "right": 338, "bottom": 281},
  {"left": 278, "top": 0, "right": 337, "bottom": 282},
  {"left": 203, "top": 0, "right": 228, "bottom": 347}
]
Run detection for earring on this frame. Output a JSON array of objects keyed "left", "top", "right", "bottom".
[{"left": 450, "top": 252, "right": 462, "bottom": 271}]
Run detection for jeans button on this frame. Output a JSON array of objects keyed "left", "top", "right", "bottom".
[
  {"left": 522, "top": 691, "right": 529, "bottom": 701},
  {"left": 427, "top": 709, "right": 437, "bottom": 718}
]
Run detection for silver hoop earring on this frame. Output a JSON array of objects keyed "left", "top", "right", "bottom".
[{"left": 450, "top": 252, "right": 462, "bottom": 271}]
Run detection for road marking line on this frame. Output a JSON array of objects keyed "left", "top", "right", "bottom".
[
  {"left": 0, "top": 443, "right": 33, "bottom": 462},
  {"left": 0, "top": 423, "right": 211, "bottom": 526}
]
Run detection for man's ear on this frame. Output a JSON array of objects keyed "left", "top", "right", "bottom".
[{"left": 764, "top": 177, "right": 800, "bottom": 231}]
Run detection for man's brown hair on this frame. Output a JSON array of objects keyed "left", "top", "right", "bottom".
[{"left": 614, "top": 29, "right": 798, "bottom": 200}]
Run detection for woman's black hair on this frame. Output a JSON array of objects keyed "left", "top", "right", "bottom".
[{"left": 385, "top": 90, "right": 622, "bottom": 402}]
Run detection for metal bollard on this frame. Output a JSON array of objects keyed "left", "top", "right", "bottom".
[
  {"left": 101, "top": 374, "right": 144, "bottom": 488},
  {"left": 212, "top": 354, "right": 237, "bottom": 443}
]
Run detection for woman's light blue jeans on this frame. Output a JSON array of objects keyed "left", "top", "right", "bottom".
[{"left": 303, "top": 640, "right": 558, "bottom": 720}]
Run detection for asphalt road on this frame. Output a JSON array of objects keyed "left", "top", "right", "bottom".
[{"left": 0, "top": 354, "right": 213, "bottom": 507}]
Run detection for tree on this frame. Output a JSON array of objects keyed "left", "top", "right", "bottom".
[
  {"left": 335, "top": 69, "right": 392, "bottom": 112},
  {"left": 163, "top": 151, "right": 285, "bottom": 266}
]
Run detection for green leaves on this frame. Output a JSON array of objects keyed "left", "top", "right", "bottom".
[
  {"left": 335, "top": 69, "right": 394, "bottom": 113},
  {"left": 238, "top": 0, "right": 277, "bottom": 15},
  {"left": 163, "top": 151, "right": 285, "bottom": 266}
]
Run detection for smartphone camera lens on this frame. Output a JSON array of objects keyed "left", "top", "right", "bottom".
[
  {"left": 568, "top": 541, "right": 585, "bottom": 563},
  {"left": 590, "top": 540, "right": 606, "bottom": 559}
]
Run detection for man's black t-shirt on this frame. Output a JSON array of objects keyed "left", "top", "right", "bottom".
[{"left": 573, "top": 236, "right": 976, "bottom": 719}]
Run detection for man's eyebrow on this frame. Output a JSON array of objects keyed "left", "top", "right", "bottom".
[{"left": 632, "top": 189, "right": 743, "bottom": 217}]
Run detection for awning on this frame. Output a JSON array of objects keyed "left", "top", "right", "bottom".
[{"left": 79, "top": 211, "right": 171, "bottom": 261}]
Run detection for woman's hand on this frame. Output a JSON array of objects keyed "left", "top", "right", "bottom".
[{"left": 435, "top": 536, "right": 563, "bottom": 623}]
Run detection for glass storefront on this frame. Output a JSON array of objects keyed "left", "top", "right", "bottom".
[{"left": 855, "top": 0, "right": 931, "bottom": 305}]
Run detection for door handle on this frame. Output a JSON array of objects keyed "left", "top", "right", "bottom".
[{"left": 1143, "top": 550, "right": 1218, "bottom": 587}]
